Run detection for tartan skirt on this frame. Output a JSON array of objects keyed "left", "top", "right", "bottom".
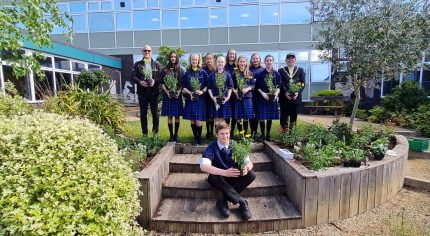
[
  {"left": 183, "top": 95, "right": 206, "bottom": 121},
  {"left": 161, "top": 94, "right": 184, "bottom": 117},
  {"left": 256, "top": 98, "right": 279, "bottom": 120},
  {"left": 208, "top": 100, "right": 232, "bottom": 119},
  {"left": 234, "top": 97, "right": 254, "bottom": 119}
]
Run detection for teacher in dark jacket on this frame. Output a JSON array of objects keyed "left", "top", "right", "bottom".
[
  {"left": 131, "top": 45, "right": 162, "bottom": 136},
  {"left": 278, "top": 53, "right": 306, "bottom": 131}
]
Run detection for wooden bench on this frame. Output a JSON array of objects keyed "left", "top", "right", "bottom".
[{"left": 305, "top": 105, "right": 347, "bottom": 117}]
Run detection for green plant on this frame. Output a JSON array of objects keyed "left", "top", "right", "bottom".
[
  {"left": 343, "top": 148, "right": 364, "bottom": 162},
  {"left": 313, "top": 89, "right": 342, "bottom": 97},
  {"left": 164, "top": 74, "right": 178, "bottom": 91},
  {"left": 0, "top": 82, "right": 33, "bottom": 116},
  {"left": 231, "top": 131, "right": 252, "bottom": 169},
  {"left": 303, "top": 143, "right": 339, "bottom": 171},
  {"left": 288, "top": 79, "right": 301, "bottom": 94},
  {"left": 280, "top": 123, "right": 310, "bottom": 147},
  {"left": 355, "top": 109, "right": 368, "bottom": 120},
  {"left": 328, "top": 120, "right": 353, "bottom": 145},
  {"left": 265, "top": 73, "right": 276, "bottom": 94},
  {"left": 76, "top": 70, "right": 111, "bottom": 91},
  {"left": 139, "top": 65, "right": 153, "bottom": 82},
  {"left": 382, "top": 81, "right": 429, "bottom": 112},
  {"left": 190, "top": 77, "right": 201, "bottom": 92},
  {"left": 156, "top": 45, "right": 187, "bottom": 67},
  {"left": 215, "top": 73, "right": 226, "bottom": 98},
  {"left": 371, "top": 137, "right": 388, "bottom": 156},
  {"left": 0, "top": 112, "right": 141, "bottom": 235},
  {"left": 236, "top": 73, "right": 245, "bottom": 92},
  {"left": 368, "top": 106, "right": 391, "bottom": 123},
  {"left": 44, "top": 87, "right": 124, "bottom": 131}
]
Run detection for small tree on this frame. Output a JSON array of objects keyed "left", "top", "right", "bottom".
[
  {"left": 76, "top": 70, "right": 111, "bottom": 91},
  {"left": 156, "top": 45, "right": 186, "bottom": 68},
  {"left": 0, "top": 0, "right": 72, "bottom": 78},
  {"left": 314, "top": 0, "right": 430, "bottom": 125}
]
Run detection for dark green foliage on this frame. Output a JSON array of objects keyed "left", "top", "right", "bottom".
[
  {"left": 76, "top": 70, "right": 111, "bottom": 91},
  {"left": 381, "top": 81, "right": 429, "bottom": 112},
  {"left": 355, "top": 109, "right": 368, "bottom": 120},
  {"left": 328, "top": 120, "right": 353, "bottom": 145},
  {"left": 156, "top": 45, "right": 187, "bottom": 67},
  {"left": 313, "top": 89, "right": 342, "bottom": 97},
  {"left": 368, "top": 106, "right": 391, "bottom": 123}
]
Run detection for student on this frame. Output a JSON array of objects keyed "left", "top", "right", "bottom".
[
  {"left": 202, "top": 53, "right": 217, "bottom": 140},
  {"left": 161, "top": 51, "right": 185, "bottom": 142},
  {"left": 255, "top": 55, "right": 281, "bottom": 141},
  {"left": 225, "top": 49, "right": 238, "bottom": 135},
  {"left": 249, "top": 53, "right": 265, "bottom": 139},
  {"left": 208, "top": 56, "right": 233, "bottom": 126},
  {"left": 200, "top": 122, "right": 255, "bottom": 220},
  {"left": 278, "top": 53, "right": 306, "bottom": 131},
  {"left": 182, "top": 53, "right": 208, "bottom": 145},
  {"left": 131, "top": 44, "right": 162, "bottom": 137},
  {"left": 232, "top": 56, "right": 254, "bottom": 135}
]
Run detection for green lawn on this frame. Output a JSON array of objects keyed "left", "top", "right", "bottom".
[{"left": 122, "top": 116, "right": 283, "bottom": 143}]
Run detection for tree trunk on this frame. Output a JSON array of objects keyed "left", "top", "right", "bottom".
[{"left": 349, "top": 86, "right": 361, "bottom": 126}]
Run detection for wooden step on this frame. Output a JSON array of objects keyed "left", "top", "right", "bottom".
[
  {"left": 175, "top": 143, "right": 265, "bottom": 154},
  {"left": 162, "top": 171, "right": 285, "bottom": 198},
  {"left": 170, "top": 152, "right": 273, "bottom": 173},
  {"left": 150, "top": 195, "right": 301, "bottom": 233}
]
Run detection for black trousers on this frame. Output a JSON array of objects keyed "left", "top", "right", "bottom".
[
  {"left": 207, "top": 170, "right": 256, "bottom": 204},
  {"left": 280, "top": 102, "right": 301, "bottom": 129},
  {"left": 138, "top": 92, "right": 159, "bottom": 135}
]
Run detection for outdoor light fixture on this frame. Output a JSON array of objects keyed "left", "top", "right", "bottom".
[{"left": 120, "top": 1, "right": 125, "bottom": 7}]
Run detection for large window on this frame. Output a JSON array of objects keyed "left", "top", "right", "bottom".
[
  {"left": 281, "top": 2, "right": 311, "bottom": 24},
  {"left": 57, "top": 3, "right": 68, "bottom": 13},
  {"left": 311, "top": 63, "right": 330, "bottom": 82},
  {"left": 161, "top": 0, "right": 178, "bottom": 8},
  {"left": 34, "top": 71, "right": 55, "bottom": 100},
  {"left": 2, "top": 65, "right": 31, "bottom": 99},
  {"left": 162, "top": 10, "right": 178, "bottom": 28},
  {"left": 72, "top": 15, "right": 87, "bottom": 32},
  {"left": 70, "top": 2, "right": 86, "bottom": 13},
  {"left": 116, "top": 12, "right": 132, "bottom": 30},
  {"left": 114, "top": 0, "right": 131, "bottom": 10},
  {"left": 210, "top": 8, "right": 227, "bottom": 27},
  {"left": 133, "top": 0, "right": 145, "bottom": 8},
  {"left": 134, "top": 10, "right": 160, "bottom": 30},
  {"left": 147, "top": 0, "right": 159, "bottom": 8},
  {"left": 52, "top": 15, "right": 71, "bottom": 34},
  {"left": 180, "top": 8, "right": 208, "bottom": 28},
  {"left": 261, "top": 4, "right": 279, "bottom": 25},
  {"left": 101, "top": 1, "right": 113, "bottom": 10},
  {"left": 54, "top": 57, "right": 71, "bottom": 70},
  {"left": 230, "top": 4, "right": 258, "bottom": 26},
  {"left": 89, "top": 12, "right": 114, "bottom": 32},
  {"left": 88, "top": 2, "right": 100, "bottom": 11}
]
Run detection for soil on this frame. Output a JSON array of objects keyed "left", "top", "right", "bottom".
[{"left": 147, "top": 188, "right": 430, "bottom": 236}]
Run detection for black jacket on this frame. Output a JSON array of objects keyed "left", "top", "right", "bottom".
[
  {"left": 131, "top": 59, "right": 162, "bottom": 95},
  {"left": 278, "top": 66, "right": 306, "bottom": 104}
]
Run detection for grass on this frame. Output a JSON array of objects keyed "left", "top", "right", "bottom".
[{"left": 122, "top": 115, "right": 283, "bottom": 143}]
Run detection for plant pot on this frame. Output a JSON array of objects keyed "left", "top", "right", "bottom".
[
  {"left": 169, "top": 90, "right": 176, "bottom": 98},
  {"left": 351, "top": 160, "right": 362, "bottom": 167},
  {"left": 146, "top": 78, "right": 154, "bottom": 86},
  {"left": 238, "top": 91, "right": 244, "bottom": 100},
  {"left": 343, "top": 161, "right": 352, "bottom": 167},
  {"left": 192, "top": 93, "right": 199, "bottom": 101},
  {"left": 374, "top": 153, "right": 385, "bottom": 160},
  {"left": 233, "top": 163, "right": 244, "bottom": 176},
  {"left": 268, "top": 94, "right": 275, "bottom": 101},
  {"left": 216, "top": 97, "right": 223, "bottom": 106}
]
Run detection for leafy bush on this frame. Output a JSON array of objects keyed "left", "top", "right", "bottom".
[
  {"left": 303, "top": 143, "right": 340, "bottom": 171},
  {"left": 405, "top": 104, "right": 430, "bottom": 137},
  {"left": 0, "top": 112, "right": 142, "bottom": 235},
  {"left": 0, "top": 82, "right": 33, "bottom": 116},
  {"left": 368, "top": 106, "right": 391, "bottom": 123},
  {"left": 313, "top": 89, "right": 342, "bottom": 97},
  {"left": 328, "top": 120, "right": 353, "bottom": 145},
  {"left": 355, "top": 108, "right": 368, "bottom": 120},
  {"left": 76, "top": 70, "right": 111, "bottom": 91},
  {"left": 381, "top": 80, "right": 429, "bottom": 112},
  {"left": 280, "top": 123, "right": 309, "bottom": 147},
  {"left": 44, "top": 87, "right": 124, "bottom": 131}
]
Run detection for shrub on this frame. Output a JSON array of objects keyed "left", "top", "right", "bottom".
[
  {"left": 355, "top": 108, "right": 368, "bottom": 120},
  {"left": 280, "top": 123, "right": 309, "bottom": 147},
  {"left": 0, "top": 112, "right": 142, "bottom": 235},
  {"left": 381, "top": 80, "right": 429, "bottom": 112},
  {"left": 76, "top": 70, "right": 111, "bottom": 91},
  {"left": 44, "top": 87, "right": 124, "bottom": 131},
  {"left": 368, "top": 106, "right": 391, "bottom": 123},
  {"left": 313, "top": 89, "right": 342, "bottom": 97},
  {"left": 0, "top": 82, "right": 33, "bottom": 116},
  {"left": 328, "top": 120, "right": 353, "bottom": 145}
]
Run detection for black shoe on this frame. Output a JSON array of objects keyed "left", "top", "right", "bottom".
[
  {"left": 174, "top": 135, "right": 179, "bottom": 142},
  {"left": 238, "top": 200, "right": 251, "bottom": 221},
  {"left": 169, "top": 136, "right": 175, "bottom": 142},
  {"left": 198, "top": 136, "right": 203, "bottom": 145},
  {"left": 192, "top": 137, "right": 198, "bottom": 146},
  {"left": 216, "top": 197, "right": 230, "bottom": 218},
  {"left": 265, "top": 136, "right": 272, "bottom": 141}
]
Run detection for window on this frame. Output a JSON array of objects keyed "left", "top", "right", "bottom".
[
  {"left": 72, "top": 15, "right": 87, "bottom": 32},
  {"left": 114, "top": 0, "right": 131, "bottom": 10},
  {"left": 72, "top": 62, "right": 85, "bottom": 72},
  {"left": 54, "top": 57, "right": 70, "bottom": 70},
  {"left": 280, "top": 51, "right": 309, "bottom": 61},
  {"left": 261, "top": 4, "right": 279, "bottom": 24},
  {"left": 230, "top": 5, "right": 258, "bottom": 26},
  {"left": 210, "top": 8, "right": 227, "bottom": 27},
  {"left": 70, "top": 2, "right": 86, "bottom": 13},
  {"left": 38, "top": 56, "right": 53, "bottom": 68},
  {"left": 161, "top": 0, "right": 178, "bottom": 8},
  {"left": 133, "top": 0, "right": 145, "bottom": 8},
  {"left": 34, "top": 71, "right": 55, "bottom": 99},
  {"left": 134, "top": 10, "right": 160, "bottom": 30},
  {"left": 311, "top": 50, "right": 329, "bottom": 62},
  {"left": 147, "top": 0, "right": 159, "bottom": 8},
  {"left": 88, "top": 64, "right": 102, "bottom": 70},
  {"left": 2, "top": 65, "right": 31, "bottom": 99},
  {"left": 195, "top": 0, "right": 207, "bottom": 6},
  {"left": 88, "top": 2, "right": 100, "bottom": 11},
  {"left": 57, "top": 3, "right": 68, "bottom": 13},
  {"left": 209, "top": 0, "right": 226, "bottom": 6},
  {"left": 311, "top": 63, "right": 330, "bottom": 82},
  {"left": 89, "top": 12, "right": 114, "bottom": 32},
  {"left": 181, "top": 0, "right": 193, "bottom": 7},
  {"left": 162, "top": 10, "right": 178, "bottom": 28},
  {"left": 281, "top": 2, "right": 311, "bottom": 24},
  {"left": 101, "top": 1, "right": 113, "bottom": 10},
  {"left": 51, "top": 15, "right": 71, "bottom": 34},
  {"left": 56, "top": 72, "right": 72, "bottom": 91},
  {"left": 260, "top": 0, "right": 278, "bottom": 3},
  {"left": 116, "top": 12, "right": 132, "bottom": 30},
  {"left": 230, "top": 0, "right": 258, "bottom": 3},
  {"left": 180, "top": 8, "right": 208, "bottom": 28}
]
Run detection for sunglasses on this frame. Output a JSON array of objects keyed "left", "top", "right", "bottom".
[{"left": 143, "top": 50, "right": 151, "bottom": 52}]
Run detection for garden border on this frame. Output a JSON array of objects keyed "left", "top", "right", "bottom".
[{"left": 263, "top": 135, "right": 408, "bottom": 228}]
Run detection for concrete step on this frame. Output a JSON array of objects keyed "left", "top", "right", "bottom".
[
  {"left": 162, "top": 171, "right": 285, "bottom": 198},
  {"left": 150, "top": 195, "right": 301, "bottom": 234},
  {"left": 169, "top": 152, "right": 273, "bottom": 173}
]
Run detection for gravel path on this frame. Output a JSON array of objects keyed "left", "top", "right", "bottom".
[{"left": 406, "top": 157, "right": 430, "bottom": 181}]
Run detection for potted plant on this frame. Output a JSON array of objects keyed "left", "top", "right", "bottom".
[
  {"left": 215, "top": 73, "right": 226, "bottom": 105},
  {"left": 190, "top": 77, "right": 201, "bottom": 101},
  {"left": 139, "top": 65, "right": 154, "bottom": 86},
  {"left": 342, "top": 147, "right": 354, "bottom": 167},
  {"left": 288, "top": 79, "right": 301, "bottom": 95},
  {"left": 343, "top": 148, "right": 364, "bottom": 167},
  {"left": 265, "top": 73, "right": 276, "bottom": 101},
  {"left": 231, "top": 131, "right": 252, "bottom": 176},
  {"left": 371, "top": 137, "right": 388, "bottom": 160},
  {"left": 236, "top": 73, "right": 245, "bottom": 100},
  {"left": 164, "top": 74, "right": 178, "bottom": 98}
]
